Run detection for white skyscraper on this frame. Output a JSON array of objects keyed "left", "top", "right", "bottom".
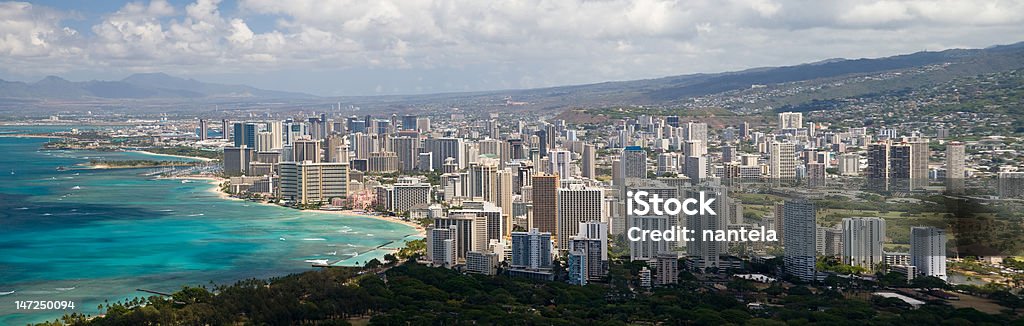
[
  {"left": 783, "top": 199, "right": 818, "bottom": 281},
  {"left": 910, "top": 226, "right": 947, "bottom": 280},
  {"left": 841, "top": 217, "right": 885, "bottom": 270},
  {"left": 557, "top": 184, "right": 604, "bottom": 251},
  {"left": 549, "top": 150, "right": 573, "bottom": 179},
  {"left": 778, "top": 112, "right": 803, "bottom": 130},
  {"left": 629, "top": 215, "right": 671, "bottom": 261},
  {"left": 769, "top": 142, "right": 797, "bottom": 183},
  {"left": 838, "top": 153, "right": 860, "bottom": 176}
]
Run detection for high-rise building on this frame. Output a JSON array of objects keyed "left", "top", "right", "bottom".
[
  {"left": 867, "top": 141, "right": 891, "bottom": 190},
  {"left": 467, "top": 160, "right": 500, "bottom": 202},
  {"left": 223, "top": 146, "right": 255, "bottom": 176},
  {"left": 511, "top": 228, "right": 553, "bottom": 270},
  {"left": 722, "top": 145, "right": 736, "bottom": 163},
  {"left": 556, "top": 184, "right": 603, "bottom": 251},
  {"left": 466, "top": 251, "right": 499, "bottom": 275},
  {"left": 233, "top": 122, "right": 259, "bottom": 147},
  {"left": 621, "top": 146, "right": 647, "bottom": 179},
  {"left": 657, "top": 153, "right": 681, "bottom": 176},
  {"left": 653, "top": 252, "right": 679, "bottom": 285},
  {"left": 684, "top": 155, "right": 707, "bottom": 183},
  {"left": 665, "top": 116, "right": 680, "bottom": 128},
  {"left": 842, "top": 217, "right": 886, "bottom": 270},
  {"left": 838, "top": 153, "right": 860, "bottom": 176},
  {"left": 291, "top": 139, "right": 322, "bottom": 163},
  {"left": 450, "top": 201, "right": 504, "bottom": 244},
  {"left": 367, "top": 151, "right": 399, "bottom": 173},
  {"left": 255, "top": 131, "right": 275, "bottom": 152},
  {"left": 684, "top": 186, "right": 728, "bottom": 269},
  {"left": 549, "top": 150, "right": 572, "bottom": 179},
  {"left": 532, "top": 174, "right": 559, "bottom": 235},
  {"left": 323, "top": 134, "right": 345, "bottom": 163},
  {"left": 582, "top": 143, "right": 596, "bottom": 179},
  {"left": 806, "top": 162, "right": 826, "bottom": 188},
  {"left": 946, "top": 142, "right": 965, "bottom": 194},
  {"left": 769, "top": 142, "right": 797, "bottom": 183},
  {"left": 401, "top": 115, "right": 418, "bottom": 130},
  {"left": 435, "top": 214, "right": 489, "bottom": 260},
  {"left": 778, "top": 112, "right": 803, "bottom": 130},
  {"left": 999, "top": 172, "right": 1024, "bottom": 198},
  {"left": 495, "top": 169, "right": 514, "bottom": 236},
  {"left": 221, "top": 119, "right": 230, "bottom": 140},
  {"left": 279, "top": 161, "right": 349, "bottom": 205},
  {"left": 569, "top": 221, "right": 609, "bottom": 281},
  {"left": 566, "top": 250, "right": 587, "bottom": 286},
  {"left": 376, "top": 178, "right": 431, "bottom": 213},
  {"left": 424, "top": 138, "right": 465, "bottom": 170},
  {"left": 416, "top": 117, "right": 431, "bottom": 132},
  {"left": 783, "top": 199, "right": 818, "bottom": 281},
  {"left": 266, "top": 121, "right": 284, "bottom": 150},
  {"left": 426, "top": 225, "right": 458, "bottom": 268},
  {"left": 910, "top": 226, "right": 947, "bottom": 281},
  {"left": 890, "top": 139, "right": 929, "bottom": 191},
  {"left": 629, "top": 214, "right": 670, "bottom": 261},
  {"left": 197, "top": 119, "right": 208, "bottom": 140}
]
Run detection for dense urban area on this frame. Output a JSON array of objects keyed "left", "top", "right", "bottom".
[{"left": 5, "top": 62, "right": 1023, "bottom": 325}]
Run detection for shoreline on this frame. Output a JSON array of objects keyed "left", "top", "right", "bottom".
[
  {"left": 130, "top": 150, "right": 215, "bottom": 162},
  {"left": 165, "top": 175, "right": 425, "bottom": 236}
]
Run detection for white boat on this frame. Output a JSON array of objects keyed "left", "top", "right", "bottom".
[
  {"left": 71, "top": 186, "right": 81, "bottom": 190},
  {"left": 0, "top": 290, "right": 15, "bottom": 296},
  {"left": 327, "top": 251, "right": 337, "bottom": 256},
  {"left": 279, "top": 237, "right": 286, "bottom": 241},
  {"left": 305, "top": 259, "right": 330, "bottom": 265}
]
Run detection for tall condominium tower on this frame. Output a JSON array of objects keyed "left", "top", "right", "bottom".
[
  {"left": 532, "top": 174, "right": 559, "bottom": 236},
  {"left": 841, "top": 217, "right": 885, "bottom": 270},
  {"left": 556, "top": 184, "right": 604, "bottom": 251},
  {"left": 946, "top": 142, "right": 965, "bottom": 194},
  {"left": 778, "top": 112, "right": 803, "bottom": 130},
  {"left": 769, "top": 142, "right": 797, "bottom": 183},
  {"left": 783, "top": 199, "right": 818, "bottom": 281},
  {"left": 511, "top": 228, "right": 553, "bottom": 270},
  {"left": 581, "top": 143, "right": 596, "bottom": 179},
  {"left": 910, "top": 226, "right": 947, "bottom": 280},
  {"left": 621, "top": 146, "right": 647, "bottom": 179}
]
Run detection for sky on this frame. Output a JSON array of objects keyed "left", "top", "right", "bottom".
[{"left": 1, "top": 0, "right": 1023, "bottom": 97}]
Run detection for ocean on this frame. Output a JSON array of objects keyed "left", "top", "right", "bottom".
[{"left": 0, "top": 126, "right": 420, "bottom": 325}]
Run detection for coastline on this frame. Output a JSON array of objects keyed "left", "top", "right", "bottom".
[{"left": 167, "top": 175, "right": 425, "bottom": 236}]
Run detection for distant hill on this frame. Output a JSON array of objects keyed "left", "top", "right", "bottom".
[
  {"left": 0, "top": 73, "right": 316, "bottom": 100},
  {"left": 337, "top": 41, "right": 1024, "bottom": 114}
]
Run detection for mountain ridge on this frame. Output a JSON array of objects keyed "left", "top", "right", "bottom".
[{"left": 0, "top": 73, "right": 317, "bottom": 100}]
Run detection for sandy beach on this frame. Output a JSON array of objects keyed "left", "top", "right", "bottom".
[
  {"left": 314, "top": 209, "right": 426, "bottom": 235},
  {"left": 171, "top": 175, "right": 425, "bottom": 236}
]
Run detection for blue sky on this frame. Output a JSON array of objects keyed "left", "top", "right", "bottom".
[{"left": 1, "top": 0, "right": 1023, "bottom": 97}]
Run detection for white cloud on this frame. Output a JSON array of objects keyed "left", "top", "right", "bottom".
[{"left": 0, "top": 0, "right": 1023, "bottom": 95}]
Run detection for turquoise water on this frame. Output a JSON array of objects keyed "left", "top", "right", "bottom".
[{"left": 0, "top": 126, "right": 420, "bottom": 325}]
